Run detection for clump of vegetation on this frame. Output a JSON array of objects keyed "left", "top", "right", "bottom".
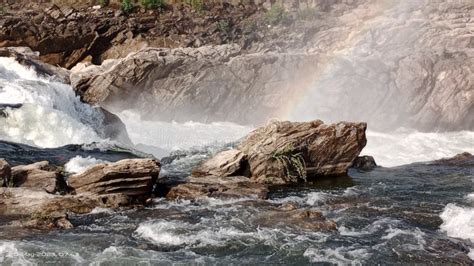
[
  {"left": 0, "top": 5, "right": 5, "bottom": 15},
  {"left": 140, "top": 0, "right": 164, "bottom": 9},
  {"left": 265, "top": 5, "right": 288, "bottom": 25},
  {"left": 298, "top": 7, "right": 318, "bottom": 21},
  {"left": 271, "top": 144, "right": 307, "bottom": 183},
  {"left": 122, "top": 0, "right": 133, "bottom": 13},
  {"left": 243, "top": 18, "right": 258, "bottom": 34},
  {"left": 217, "top": 20, "right": 230, "bottom": 33},
  {"left": 99, "top": 0, "right": 109, "bottom": 7},
  {"left": 186, "top": 0, "right": 203, "bottom": 11}
]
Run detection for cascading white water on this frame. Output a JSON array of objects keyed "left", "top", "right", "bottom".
[{"left": 0, "top": 57, "right": 105, "bottom": 147}]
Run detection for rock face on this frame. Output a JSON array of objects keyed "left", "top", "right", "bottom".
[
  {"left": 166, "top": 176, "right": 268, "bottom": 200},
  {"left": 68, "top": 158, "right": 160, "bottom": 197},
  {"left": 68, "top": 0, "right": 473, "bottom": 132},
  {"left": 351, "top": 156, "right": 377, "bottom": 171},
  {"left": 193, "top": 120, "right": 367, "bottom": 184},
  {"left": 9, "top": 161, "right": 67, "bottom": 194}
]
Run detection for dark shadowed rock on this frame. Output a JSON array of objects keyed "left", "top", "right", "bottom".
[
  {"left": 166, "top": 176, "right": 268, "bottom": 200},
  {"left": 9, "top": 161, "right": 67, "bottom": 194},
  {"left": 0, "top": 159, "right": 11, "bottom": 187},
  {"left": 68, "top": 158, "right": 160, "bottom": 197},
  {"left": 193, "top": 120, "right": 367, "bottom": 184},
  {"left": 351, "top": 155, "right": 377, "bottom": 171},
  {"left": 99, "top": 107, "right": 133, "bottom": 146}
]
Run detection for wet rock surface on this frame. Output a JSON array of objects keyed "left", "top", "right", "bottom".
[
  {"left": 351, "top": 155, "right": 377, "bottom": 171},
  {"left": 165, "top": 176, "right": 269, "bottom": 200},
  {"left": 431, "top": 152, "right": 474, "bottom": 167}
]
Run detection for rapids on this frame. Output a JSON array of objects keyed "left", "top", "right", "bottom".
[{"left": 0, "top": 52, "right": 473, "bottom": 264}]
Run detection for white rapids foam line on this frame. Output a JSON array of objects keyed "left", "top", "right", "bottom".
[
  {"left": 439, "top": 203, "right": 474, "bottom": 242},
  {"left": 64, "top": 155, "right": 109, "bottom": 174}
]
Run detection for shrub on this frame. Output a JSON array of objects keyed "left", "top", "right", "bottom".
[
  {"left": 298, "top": 7, "right": 318, "bottom": 21},
  {"left": 217, "top": 20, "right": 230, "bottom": 33},
  {"left": 186, "top": 0, "right": 203, "bottom": 11},
  {"left": 99, "top": 0, "right": 109, "bottom": 7},
  {"left": 122, "top": 0, "right": 133, "bottom": 13},
  {"left": 265, "top": 5, "right": 288, "bottom": 25},
  {"left": 140, "top": 0, "right": 164, "bottom": 9},
  {"left": 243, "top": 18, "right": 257, "bottom": 34},
  {"left": 271, "top": 144, "right": 307, "bottom": 183},
  {"left": 0, "top": 5, "right": 4, "bottom": 15}
]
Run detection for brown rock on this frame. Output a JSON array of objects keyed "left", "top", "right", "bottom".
[
  {"left": 193, "top": 120, "right": 366, "bottom": 184},
  {"left": 10, "top": 161, "right": 67, "bottom": 194},
  {"left": 166, "top": 176, "right": 268, "bottom": 200},
  {"left": 192, "top": 149, "right": 246, "bottom": 177},
  {"left": 68, "top": 158, "right": 160, "bottom": 197},
  {"left": 254, "top": 208, "right": 337, "bottom": 231}
]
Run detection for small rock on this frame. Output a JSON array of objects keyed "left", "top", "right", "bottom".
[
  {"left": 0, "top": 159, "right": 11, "bottom": 187},
  {"left": 351, "top": 155, "right": 377, "bottom": 171}
]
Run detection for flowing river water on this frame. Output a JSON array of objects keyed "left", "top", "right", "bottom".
[{"left": 0, "top": 54, "right": 473, "bottom": 264}]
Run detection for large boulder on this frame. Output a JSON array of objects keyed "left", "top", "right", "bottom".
[
  {"left": 9, "top": 161, "right": 67, "bottom": 194},
  {"left": 193, "top": 120, "right": 367, "bottom": 184},
  {"left": 68, "top": 158, "right": 160, "bottom": 197}
]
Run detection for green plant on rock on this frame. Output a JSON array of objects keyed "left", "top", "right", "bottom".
[
  {"left": 271, "top": 144, "right": 307, "bottom": 183},
  {"left": 217, "top": 20, "right": 230, "bottom": 33},
  {"left": 265, "top": 5, "right": 288, "bottom": 25},
  {"left": 122, "top": 0, "right": 133, "bottom": 13},
  {"left": 99, "top": 0, "right": 109, "bottom": 7},
  {"left": 0, "top": 5, "right": 5, "bottom": 15},
  {"left": 243, "top": 18, "right": 257, "bottom": 34},
  {"left": 186, "top": 0, "right": 203, "bottom": 11},
  {"left": 298, "top": 7, "right": 318, "bottom": 21},
  {"left": 140, "top": 0, "right": 164, "bottom": 9}
]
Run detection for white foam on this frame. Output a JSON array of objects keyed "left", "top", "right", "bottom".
[
  {"left": 0, "top": 242, "right": 34, "bottom": 265},
  {"left": 303, "top": 246, "right": 370, "bottom": 265},
  {"left": 117, "top": 110, "right": 252, "bottom": 157},
  {"left": 0, "top": 57, "right": 105, "bottom": 147},
  {"left": 439, "top": 203, "right": 474, "bottom": 242},
  {"left": 361, "top": 129, "right": 474, "bottom": 167},
  {"left": 65, "top": 156, "right": 109, "bottom": 174}
]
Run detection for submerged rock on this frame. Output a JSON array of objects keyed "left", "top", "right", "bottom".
[
  {"left": 166, "top": 176, "right": 268, "bottom": 200},
  {"left": 193, "top": 120, "right": 367, "bottom": 184},
  {"left": 351, "top": 155, "right": 377, "bottom": 171},
  {"left": 68, "top": 158, "right": 160, "bottom": 197},
  {"left": 255, "top": 208, "right": 337, "bottom": 231}
]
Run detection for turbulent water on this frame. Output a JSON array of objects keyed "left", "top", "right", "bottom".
[{"left": 0, "top": 58, "right": 473, "bottom": 264}]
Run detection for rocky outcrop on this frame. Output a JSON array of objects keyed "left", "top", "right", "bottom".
[
  {"left": 68, "top": 0, "right": 473, "bottom": 132},
  {"left": 68, "top": 158, "right": 160, "bottom": 197},
  {"left": 351, "top": 156, "right": 377, "bottom": 171},
  {"left": 166, "top": 176, "right": 268, "bottom": 200},
  {"left": 8, "top": 161, "right": 67, "bottom": 194},
  {"left": 0, "top": 3, "right": 262, "bottom": 68},
  {"left": 193, "top": 120, "right": 367, "bottom": 184}
]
